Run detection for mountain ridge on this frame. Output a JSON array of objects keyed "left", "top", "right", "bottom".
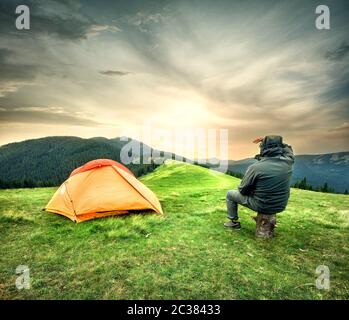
[{"left": 0, "top": 136, "right": 348, "bottom": 192}]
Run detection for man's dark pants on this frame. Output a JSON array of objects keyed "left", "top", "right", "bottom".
[{"left": 226, "top": 190, "right": 259, "bottom": 220}]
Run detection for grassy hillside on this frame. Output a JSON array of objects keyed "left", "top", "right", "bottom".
[{"left": 0, "top": 161, "right": 348, "bottom": 299}]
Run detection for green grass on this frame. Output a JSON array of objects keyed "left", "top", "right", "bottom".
[{"left": 0, "top": 160, "right": 348, "bottom": 299}]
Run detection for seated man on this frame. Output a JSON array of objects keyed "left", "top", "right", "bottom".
[{"left": 224, "top": 135, "right": 294, "bottom": 229}]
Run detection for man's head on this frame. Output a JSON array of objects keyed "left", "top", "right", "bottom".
[
  {"left": 254, "top": 135, "right": 284, "bottom": 159},
  {"left": 260, "top": 135, "right": 283, "bottom": 151}
]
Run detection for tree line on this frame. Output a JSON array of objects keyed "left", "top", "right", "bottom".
[
  {"left": 0, "top": 162, "right": 159, "bottom": 189},
  {"left": 292, "top": 176, "right": 347, "bottom": 194}
]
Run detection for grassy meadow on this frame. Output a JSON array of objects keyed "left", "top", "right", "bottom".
[{"left": 0, "top": 161, "right": 348, "bottom": 299}]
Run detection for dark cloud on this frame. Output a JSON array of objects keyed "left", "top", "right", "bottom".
[
  {"left": 0, "top": 48, "right": 37, "bottom": 95},
  {"left": 0, "top": 48, "right": 36, "bottom": 78},
  {"left": 319, "top": 72, "right": 349, "bottom": 104},
  {"left": 0, "top": 0, "right": 96, "bottom": 40},
  {"left": 99, "top": 70, "right": 131, "bottom": 76},
  {"left": 325, "top": 42, "right": 349, "bottom": 61},
  {"left": 0, "top": 107, "right": 102, "bottom": 126},
  {"left": 0, "top": 48, "right": 11, "bottom": 61}
]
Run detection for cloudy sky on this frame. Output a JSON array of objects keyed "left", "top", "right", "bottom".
[{"left": 0, "top": 0, "right": 348, "bottom": 159}]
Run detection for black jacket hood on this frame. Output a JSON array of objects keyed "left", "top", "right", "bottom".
[{"left": 255, "top": 135, "right": 284, "bottom": 160}]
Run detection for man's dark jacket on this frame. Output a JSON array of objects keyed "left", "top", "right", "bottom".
[{"left": 238, "top": 136, "right": 295, "bottom": 214}]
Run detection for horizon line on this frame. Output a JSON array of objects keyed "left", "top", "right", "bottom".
[{"left": 0, "top": 135, "right": 348, "bottom": 161}]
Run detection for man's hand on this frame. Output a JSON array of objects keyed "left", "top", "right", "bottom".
[{"left": 252, "top": 136, "right": 264, "bottom": 144}]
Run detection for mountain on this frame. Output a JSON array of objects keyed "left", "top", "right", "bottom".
[
  {"left": 226, "top": 152, "right": 349, "bottom": 193},
  {"left": 0, "top": 136, "right": 173, "bottom": 188}
]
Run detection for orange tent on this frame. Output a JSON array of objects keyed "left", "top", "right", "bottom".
[{"left": 45, "top": 159, "right": 163, "bottom": 223}]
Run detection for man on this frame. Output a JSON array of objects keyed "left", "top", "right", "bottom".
[{"left": 224, "top": 135, "right": 294, "bottom": 229}]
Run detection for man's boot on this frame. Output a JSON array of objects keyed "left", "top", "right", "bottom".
[{"left": 224, "top": 220, "right": 241, "bottom": 229}]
